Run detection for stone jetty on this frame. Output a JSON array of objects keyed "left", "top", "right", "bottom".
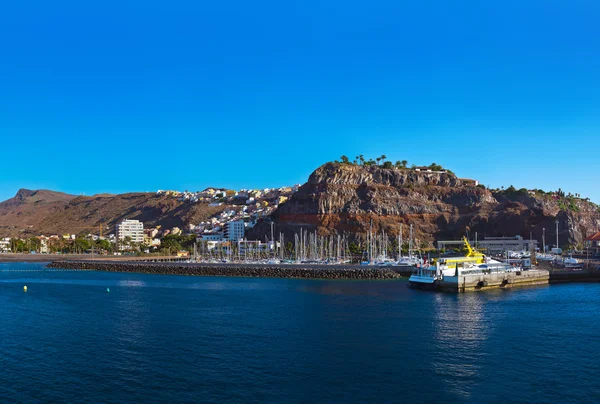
[{"left": 46, "top": 261, "right": 405, "bottom": 280}]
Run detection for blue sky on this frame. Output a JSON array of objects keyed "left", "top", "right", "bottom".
[{"left": 1, "top": 0, "right": 599, "bottom": 202}]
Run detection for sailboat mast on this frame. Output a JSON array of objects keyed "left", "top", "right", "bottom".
[{"left": 409, "top": 224, "right": 413, "bottom": 259}]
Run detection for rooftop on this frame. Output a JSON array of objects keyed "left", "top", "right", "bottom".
[{"left": 585, "top": 231, "right": 600, "bottom": 241}]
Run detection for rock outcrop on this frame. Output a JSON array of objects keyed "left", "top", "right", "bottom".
[{"left": 254, "top": 163, "right": 600, "bottom": 248}]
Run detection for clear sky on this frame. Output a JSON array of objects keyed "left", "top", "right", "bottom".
[{"left": 1, "top": 0, "right": 599, "bottom": 202}]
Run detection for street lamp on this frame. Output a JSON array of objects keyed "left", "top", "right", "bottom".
[{"left": 542, "top": 228, "right": 546, "bottom": 253}]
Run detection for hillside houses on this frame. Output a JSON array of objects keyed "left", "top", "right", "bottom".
[
  {"left": 156, "top": 185, "right": 300, "bottom": 241},
  {"left": 157, "top": 185, "right": 299, "bottom": 207}
]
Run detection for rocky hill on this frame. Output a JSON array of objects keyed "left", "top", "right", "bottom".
[
  {"left": 253, "top": 163, "right": 600, "bottom": 249},
  {"left": 0, "top": 189, "right": 78, "bottom": 235},
  {"left": 0, "top": 190, "right": 225, "bottom": 237}
]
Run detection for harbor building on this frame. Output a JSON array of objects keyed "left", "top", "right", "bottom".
[
  {"left": 116, "top": 219, "right": 144, "bottom": 248},
  {"left": 584, "top": 232, "right": 600, "bottom": 253},
  {"left": 438, "top": 235, "right": 538, "bottom": 254}
]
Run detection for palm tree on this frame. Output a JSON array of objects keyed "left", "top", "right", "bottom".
[
  {"left": 359, "top": 155, "right": 365, "bottom": 165},
  {"left": 381, "top": 155, "right": 387, "bottom": 164},
  {"left": 376, "top": 157, "right": 381, "bottom": 164},
  {"left": 401, "top": 160, "right": 408, "bottom": 168}
]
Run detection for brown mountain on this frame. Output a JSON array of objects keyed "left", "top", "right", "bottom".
[
  {"left": 250, "top": 163, "right": 600, "bottom": 249},
  {"left": 0, "top": 189, "right": 78, "bottom": 235},
  {"left": 0, "top": 190, "right": 225, "bottom": 237}
]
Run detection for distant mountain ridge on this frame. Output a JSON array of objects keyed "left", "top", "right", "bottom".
[
  {"left": 0, "top": 189, "right": 224, "bottom": 237},
  {"left": 0, "top": 189, "right": 79, "bottom": 235},
  {"left": 2, "top": 189, "right": 76, "bottom": 206}
]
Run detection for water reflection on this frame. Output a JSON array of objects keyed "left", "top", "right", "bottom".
[
  {"left": 117, "top": 280, "right": 148, "bottom": 288},
  {"left": 431, "top": 294, "right": 490, "bottom": 399}
]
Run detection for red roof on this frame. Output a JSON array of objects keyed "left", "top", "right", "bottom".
[{"left": 585, "top": 231, "right": 600, "bottom": 241}]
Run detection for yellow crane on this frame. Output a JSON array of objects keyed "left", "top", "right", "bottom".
[{"left": 434, "top": 236, "right": 486, "bottom": 266}]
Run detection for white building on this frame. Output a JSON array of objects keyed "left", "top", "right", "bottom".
[
  {"left": 200, "top": 233, "right": 223, "bottom": 242},
  {"left": 437, "top": 235, "right": 538, "bottom": 254},
  {"left": 116, "top": 219, "right": 144, "bottom": 248},
  {"left": 39, "top": 238, "right": 49, "bottom": 254},
  {"left": 225, "top": 221, "right": 245, "bottom": 242},
  {"left": 0, "top": 238, "right": 11, "bottom": 253}
]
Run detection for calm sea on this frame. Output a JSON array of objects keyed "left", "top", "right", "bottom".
[{"left": 1, "top": 262, "right": 599, "bottom": 403}]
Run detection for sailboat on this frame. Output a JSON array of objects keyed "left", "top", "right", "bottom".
[{"left": 396, "top": 223, "right": 420, "bottom": 266}]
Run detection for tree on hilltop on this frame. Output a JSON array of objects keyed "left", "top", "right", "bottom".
[{"left": 428, "top": 162, "right": 444, "bottom": 171}]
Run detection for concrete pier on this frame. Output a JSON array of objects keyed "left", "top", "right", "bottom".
[{"left": 439, "top": 269, "right": 549, "bottom": 292}]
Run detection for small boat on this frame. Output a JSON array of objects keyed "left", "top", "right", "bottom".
[
  {"left": 396, "top": 256, "right": 420, "bottom": 267},
  {"left": 553, "top": 256, "right": 584, "bottom": 270}
]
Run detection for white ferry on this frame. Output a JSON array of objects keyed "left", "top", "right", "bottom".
[{"left": 409, "top": 237, "right": 522, "bottom": 289}]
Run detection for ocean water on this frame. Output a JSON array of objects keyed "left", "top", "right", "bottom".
[{"left": 1, "top": 262, "right": 599, "bottom": 404}]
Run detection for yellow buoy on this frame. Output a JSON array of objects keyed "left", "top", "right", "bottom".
[{"left": 23, "top": 285, "right": 28, "bottom": 292}]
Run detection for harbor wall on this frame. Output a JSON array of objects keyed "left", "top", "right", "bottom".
[
  {"left": 549, "top": 271, "right": 600, "bottom": 284},
  {"left": 46, "top": 261, "right": 405, "bottom": 280},
  {"left": 439, "top": 269, "right": 549, "bottom": 292}
]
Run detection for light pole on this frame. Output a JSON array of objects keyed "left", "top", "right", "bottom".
[{"left": 543, "top": 228, "right": 546, "bottom": 253}]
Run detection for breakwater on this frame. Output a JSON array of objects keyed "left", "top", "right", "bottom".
[
  {"left": 549, "top": 271, "right": 600, "bottom": 284},
  {"left": 46, "top": 261, "right": 405, "bottom": 280}
]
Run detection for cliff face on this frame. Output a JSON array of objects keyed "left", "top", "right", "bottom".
[{"left": 263, "top": 163, "right": 600, "bottom": 248}]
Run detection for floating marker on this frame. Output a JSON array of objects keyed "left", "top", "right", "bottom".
[
  {"left": 106, "top": 287, "right": 110, "bottom": 293},
  {"left": 23, "top": 285, "right": 27, "bottom": 292}
]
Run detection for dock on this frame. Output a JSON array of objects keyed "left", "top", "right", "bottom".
[{"left": 437, "top": 269, "right": 550, "bottom": 292}]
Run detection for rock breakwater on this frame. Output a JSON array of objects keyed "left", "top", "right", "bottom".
[{"left": 46, "top": 261, "right": 405, "bottom": 280}]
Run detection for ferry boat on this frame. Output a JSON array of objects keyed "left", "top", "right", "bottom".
[{"left": 409, "top": 237, "right": 522, "bottom": 289}]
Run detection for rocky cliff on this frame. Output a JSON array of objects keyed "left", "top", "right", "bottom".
[{"left": 257, "top": 163, "right": 600, "bottom": 248}]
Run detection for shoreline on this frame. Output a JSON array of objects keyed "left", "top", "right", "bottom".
[{"left": 0, "top": 253, "right": 190, "bottom": 263}]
